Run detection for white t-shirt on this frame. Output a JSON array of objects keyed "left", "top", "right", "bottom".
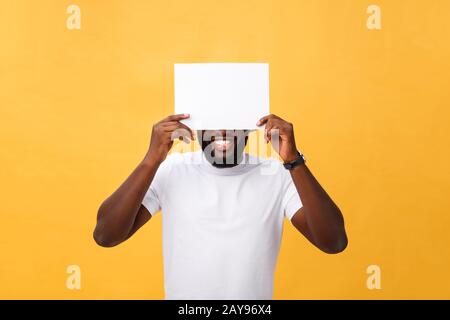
[{"left": 142, "top": 151, "right": 302, "bottom": 300}]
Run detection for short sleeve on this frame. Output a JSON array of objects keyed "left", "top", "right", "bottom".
[
  {"left": 281, "top": 169, "right": 303, "bottom": 220},
  {"left": 141, "top": 154, "right": 176, "bottom": 216}
]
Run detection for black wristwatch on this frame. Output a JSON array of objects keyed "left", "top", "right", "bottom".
[{"left": 283, "top": 152, "right": 306, "bottom": 170}]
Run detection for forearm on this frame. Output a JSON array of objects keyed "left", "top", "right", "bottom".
[
  {"left": 290, "top": 164, "right": 347, "bottom": 253},
  {"left": 94, "top": 153, "right": 162, "bottom": 246},
  {"left": 256, "top": 113, "right": 347, "bottom": 253}
]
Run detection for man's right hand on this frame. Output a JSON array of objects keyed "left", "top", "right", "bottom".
[{"left": 146, "top": 114, "right": 194, "bottom": 163}]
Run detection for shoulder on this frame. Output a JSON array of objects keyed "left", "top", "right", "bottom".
[{"left": 151, "top": 152, "right": 190, "bottom": 183}]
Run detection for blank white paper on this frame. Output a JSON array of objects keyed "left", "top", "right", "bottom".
[{"left": 174, "top": 63, "right": 269, "bottom": 130}]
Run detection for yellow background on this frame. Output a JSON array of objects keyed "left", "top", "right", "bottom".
[{"left": 1, "top": 0, "right": 450, "bottom": 299}]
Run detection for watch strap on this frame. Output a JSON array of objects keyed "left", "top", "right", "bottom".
[{"left": 283, "top": 152, "right": 306, "bottom": 170}]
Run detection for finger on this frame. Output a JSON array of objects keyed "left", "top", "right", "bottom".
[
  {"left": 256, "top": 114, "right": 280, "bottom": 127},
  {"left": 163, "top": 113, "right": 190, "bottom": 122},
  {"left": 164, "top": 122, "right": 194, "bottom": 139},
  {"left": 162, "top": 122, "right": 191, "bottom": 134},
  {"left": 264, "top": 120, "right": 274, "bottom": 142},
  {"left": 163, "top": 122, "right": 194, "bottom": 136},
  {"left": 256, "top": 114, "right": 272, "bottom": 127},
  {"left": 163, "top": 131, "right": 191, "bottom": 144},
  {"left": 161, "top": 121, "right": 179, "bottom": 126},
  {"left": 167, "top": 126, "right": 194, "bottom": 143},
  {"left": 168, "top": 129, "right": 193, "bottom": 143},
  {"left": 178, "top": 136, "right": 190, "bottom": 144},
  {"left": 265, "top": 120, "right": 282, "bottom": 143}
]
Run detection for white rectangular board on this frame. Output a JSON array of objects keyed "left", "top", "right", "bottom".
[{"left": 174, "top": 63, "right": 269, "bottom": 130}]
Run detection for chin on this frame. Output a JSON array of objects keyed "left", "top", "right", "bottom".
[{"left": 200, "top": 133, "right": 248, "bottom": 168}]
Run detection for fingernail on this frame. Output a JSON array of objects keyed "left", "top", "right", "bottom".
[{"left": 184, "top": 113, "right": 190, "bottom": 117}]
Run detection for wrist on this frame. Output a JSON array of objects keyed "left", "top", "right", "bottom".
[
  {"left": 283, "top": 151, "right": 306, "bottom": 170},
  {"left": 283, "top": 150, "right": 299, "bottom": 163},
  {"left": 143, "top": 150, "right": 165, "bottom": 167}
]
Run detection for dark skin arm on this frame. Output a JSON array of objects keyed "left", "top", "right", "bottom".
[
  {"left": 257, "top": 114, "right": 348, "bottom": 254},
  {"left": 93, "top": 114, "right": 193, "bottom": 247}
]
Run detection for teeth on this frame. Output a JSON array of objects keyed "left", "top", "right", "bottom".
[{"left": 215, "top": 140, "right": 230, "bottom": 145}]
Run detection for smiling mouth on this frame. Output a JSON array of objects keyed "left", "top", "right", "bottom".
[{"left": 212, "top": 138, "right": 233, "bottom": 152}]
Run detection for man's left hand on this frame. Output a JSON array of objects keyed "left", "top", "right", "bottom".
[{"left": 257, "top": 114, "right": 299, "bottom": 163}]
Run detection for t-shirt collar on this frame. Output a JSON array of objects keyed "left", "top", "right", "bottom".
[{"left": 197, "top": 151, "right": 258, "bottom": 176}]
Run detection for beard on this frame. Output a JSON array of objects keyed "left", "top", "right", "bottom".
[{"left": 199, "top": 130, "right": 249, "bottom": 168}]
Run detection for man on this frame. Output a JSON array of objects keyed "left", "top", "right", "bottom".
[{"left": 93, "top": 113, "right": 348, "bottom": 299}]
